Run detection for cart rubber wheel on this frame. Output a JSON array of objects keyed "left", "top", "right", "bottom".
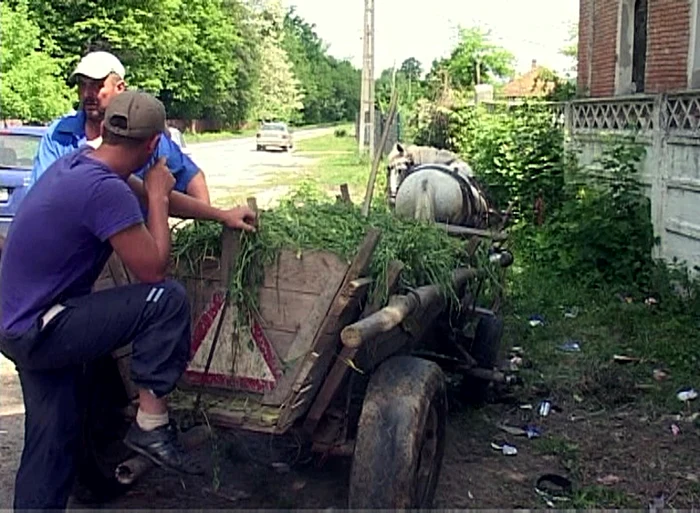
[
  {"left": 256, "top": 145, "right": 262, "bottom": 151},
  {"left": 461, "top": 315, "right": 504, "bottom": 404},
  {"left": 72, "top": 357, "right": 133, "bottom": 504},
  {"left": 348, "top": 356, "right": 447, "bottom": 509}
]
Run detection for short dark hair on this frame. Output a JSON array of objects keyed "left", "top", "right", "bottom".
[{"left": 101, "top": 129, "right": 150, "bottom": 148}]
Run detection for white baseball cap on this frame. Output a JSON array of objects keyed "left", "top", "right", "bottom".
[{"left": 70, "top": 51, "right": 125, "bottom": 81}]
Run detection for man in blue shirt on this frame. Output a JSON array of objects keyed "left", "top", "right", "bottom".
[{"left": 30, "top": 51, "right": 211, "bottom": 204}]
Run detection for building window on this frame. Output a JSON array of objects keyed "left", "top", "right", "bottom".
[
  {"left": 616, "top": 0, "right": 647, "bottom": 94},
  {"left": 632, "top": 0, "right": 647, "bottom": 92}
]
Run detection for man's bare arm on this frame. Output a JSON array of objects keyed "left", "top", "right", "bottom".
[
  {"left": 128, "top": 175, "right": 222, "bottom": 221},
  {"left": 127, "top": 175, "right": 257, "bottom": 231},
  {"left": 186, "top": 170, "right": 210, "bottom": 205}
]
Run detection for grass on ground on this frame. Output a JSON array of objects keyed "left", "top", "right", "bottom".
[
  {"left": 504, "top": 259, "right": 700, "bottom": 414},
  {"left": 294, "top": 127, "right": 375, "bottom": 200},
  {"left": 478, "top": 252, "right": 700, "bottom": 508}
]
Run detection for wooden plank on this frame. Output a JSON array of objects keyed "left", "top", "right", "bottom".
[
  {"left": 262, "top": 249, "right": 349, "bottom": 295},
  {"left": 272, "top": 229, "right": 380, "bottom": 421},
  {"left": 261, "top": 229, "right": 380, "bottom": 408},
  {"left": 107, "top": 253, "right": 132, "bottom": 286},
  {"left": 264, "top": 328, "right": 297, "bottom": 362},
  {"left": 258, "top": 287, "right": 319, "bottom": 333},
  {"left": 219, "top": 227, "right": 241, "bottom": 286},
  {"left": 93, "top": 276, "right": 116, "bottom": 292},
  {"left": 303, "top": 260, "right": 404, "bottom": 435},
  {"left": 443, "top": 224, "right": 508, "bottom": 241},
  {"left": 277, "top": 277, "right": 372, "bottom": 430},
  {"left": 279, "top": 267, "right": 348, "bottom": 363}
]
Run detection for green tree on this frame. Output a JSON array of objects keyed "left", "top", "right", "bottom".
[
  {"left": 0, "top": 1, "right": 73, "bottom": 122},
  {"left": 248, "top": 0, "right": 304, "bottom": 122},
  {"left": 221, "top": 0, "right": 263, "bottom": 127},
  {"left": 11, "top": 0, "right": 250, "bottom": 124},
  {"left": 431, "top": 27, "right": 515, "bottom": 92},
  {"left": 400, "top": 57, "right": 422, "bottom": 81},
  {"left": 561, "top": 23, "right": 578, "bottom": 61},
  {"left": 282, "top": 6, "right": 360, "bottom": 124},
  {"left": 375, "top": 58, "right": 424, "bottom": 115}
]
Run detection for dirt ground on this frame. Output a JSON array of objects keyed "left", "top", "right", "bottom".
[{"left": 4, "top": 352, "right": 699, "bottom": 510}]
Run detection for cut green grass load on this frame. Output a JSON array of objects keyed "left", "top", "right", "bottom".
[{"left": 172, "top": 183, "right": 501, "bottom": 328}]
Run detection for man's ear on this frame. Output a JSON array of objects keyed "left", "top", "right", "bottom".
[
  {"left": 115, "top": 78, "right": 126, "bottom": 93},
  {"left": 146, "top": 133, "right": 160, "bottom": 153}
]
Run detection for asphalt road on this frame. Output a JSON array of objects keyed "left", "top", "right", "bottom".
[{"left": 188, "top": 126, "right": 334, "bottom": 207}]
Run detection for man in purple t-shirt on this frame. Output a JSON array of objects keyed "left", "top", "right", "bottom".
[{"left": 0, "top": 91, "right": 255, "bottom": 511}]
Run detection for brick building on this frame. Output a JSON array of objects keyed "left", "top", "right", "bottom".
[{"left": 577, "top": 0, "right": 700, "bottom": 97}]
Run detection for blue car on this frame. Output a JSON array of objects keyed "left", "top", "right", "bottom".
[{"left": 0, "top": 126, "right": 46, "bottom": 239}]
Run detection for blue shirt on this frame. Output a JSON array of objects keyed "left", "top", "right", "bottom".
[
  {"left": 1, "top": 147, "right": 144, "bottom": 335},
  {"left": 29, "top": 109, "right": 200, "bottom": 193}
]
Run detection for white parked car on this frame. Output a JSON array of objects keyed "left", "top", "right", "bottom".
[
  {"left": 168, "top": 126, "right": 191, "bottom": 155},
  {"left": 256, "top": 122, "right": 293, "bottom": 152}
]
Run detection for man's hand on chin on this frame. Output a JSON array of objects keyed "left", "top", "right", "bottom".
[{"left": 220, "top": 205, "right": 257, "bottom": 232}]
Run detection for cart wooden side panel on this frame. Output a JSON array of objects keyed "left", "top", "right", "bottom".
[
  {"left": 180, "top": 247, "right": 349, "bottom": 400},
  {"left": 90, "top": 226, "right": 381, "bottom": 433}
]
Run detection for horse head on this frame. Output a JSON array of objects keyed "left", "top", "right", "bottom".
[{"left": 386, "top": 142, "right": 414, "bottom": 206}]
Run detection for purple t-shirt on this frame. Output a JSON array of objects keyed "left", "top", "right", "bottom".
[{"left": 0, "top": 147, "right": 144, "bottom": 335}]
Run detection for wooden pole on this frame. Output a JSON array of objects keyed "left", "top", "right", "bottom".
[
  {"left": 361, "top": 69, "right": 399, "bottom": 217},
  {"left": 340, "top": 267, "right": 480, "bottom": 348}
]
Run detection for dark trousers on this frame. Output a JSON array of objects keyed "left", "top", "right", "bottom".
[{"left": 0, "top": 280, "right": 191, "bottom": 511}]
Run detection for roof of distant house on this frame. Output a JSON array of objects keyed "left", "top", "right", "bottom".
[{"left": 501, "top": 59, "right": 556, "bottom": 98}]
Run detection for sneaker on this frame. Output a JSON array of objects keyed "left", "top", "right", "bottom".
[{"left": 124, "top": 420, "right": 203, "bottom": 475}]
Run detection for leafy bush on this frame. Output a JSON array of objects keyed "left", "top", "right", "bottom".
[
  {"left": 334, "top": 128, "right": 348, "bottom": 138},
  {"left": 408, "top": 99, "right": 568, "bottom": 221},
  {"left": 525, "top": 138, "right": 657, "bottom": 289},
  {"left": 407, "top": 97, "right": 664, "bottom": 292},
  {"left": 459, "top": 103, "right": 568, "bottom": 220}
]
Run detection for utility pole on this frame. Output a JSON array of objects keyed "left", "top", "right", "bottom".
[{"left": 358, "top": 0, "right": 375, "bottom": 157}]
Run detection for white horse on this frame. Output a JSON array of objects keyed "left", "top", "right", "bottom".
[{"left": 386, "top": 143, "right": 492, "bottom": 228}]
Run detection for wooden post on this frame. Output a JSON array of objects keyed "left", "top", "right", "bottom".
[
  {"left": 340, "top": 184, "right": 352, "bottom": 204},
  {"left": 361, "top": 69, "right": 399, "bottom": 217}
]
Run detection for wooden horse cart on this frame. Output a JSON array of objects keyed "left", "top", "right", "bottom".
[{"left": 5, "top": 194, "right": 514, "bottom": 509}]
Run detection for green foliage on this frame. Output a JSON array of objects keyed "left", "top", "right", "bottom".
[
  {"left": 0, "top": 1, "right": 73, "bottom": 121},
  {"left": 282, "top": 8, "right": 360, "bottom": 124},
  {"left": 560, "top": 22, "right": 579, "bottom": 74},
  {"left": 172, "top": 184, "right": 500, "bottom": 327},
  {"left": 409, "top": 99, "right": 567, "bottom": 218},
  {"left": 462, "top": 103, "right": 568, "bottom": 218},
  {"left": 375, "top": 58, "right": 425, "bottom": 115},
  {"left": 424, "top": 27, "right": 515, "bottom": 99},
  {"left": 535, "top": 68, "right": 577, "bottom": 102},
  {"left": 528, "top": 139, "right": 657, "bottom": 289},
  {"left": 4, "top": 0, "right": 359, "bottom": 127},
  {"left": 407, "top": 96, "right": 468, "bottom": 152},
  {"left": 249, "top": 0, "right": 304, "bottom": 123},
  {"left": 408, "top": 93, "right": 662, "bottom": 293}
]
